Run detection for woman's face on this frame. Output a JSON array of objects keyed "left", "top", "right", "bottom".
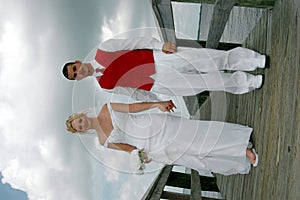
[{"left": 71, "top": 115, "right": 90, "bottom": 132}]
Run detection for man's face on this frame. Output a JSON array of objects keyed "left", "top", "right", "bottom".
[{"left": 67, "top": 61, "right": 91, "bottom": 80}]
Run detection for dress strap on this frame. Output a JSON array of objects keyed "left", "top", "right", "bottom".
[
  {"left": 103, "top": 103, "right": 115, "bottom": 148},
  {"left": 103, "top": 130, "right": 114, "bottom": 148},
  {"left": 106, "top": 103, "right": 116, "bottom": 127}
]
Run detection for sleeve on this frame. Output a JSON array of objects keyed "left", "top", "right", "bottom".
[
  {"left": 107, "top": 87, "right": 162, "bottom": 102},
  {"left": 99, "top": 37, "right": 164, "bottom": 52}
]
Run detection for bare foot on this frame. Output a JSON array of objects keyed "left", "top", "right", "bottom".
[{"left": 246, "top": 149, "right": 257, "bottom": 165}]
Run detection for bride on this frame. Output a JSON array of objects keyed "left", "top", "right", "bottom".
[{"left": 65, "top": 100, "right": 258, "bottom": 175}]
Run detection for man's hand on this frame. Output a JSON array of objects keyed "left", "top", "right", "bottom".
[{"left": 162, "top": 42, "right": 177, "bottom": 54}]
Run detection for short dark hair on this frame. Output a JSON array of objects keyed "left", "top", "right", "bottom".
[{"left": 62, "top": 62, "right": 75, "bottom": 80}]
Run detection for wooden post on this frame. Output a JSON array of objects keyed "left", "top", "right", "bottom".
[
  {"left": 205, "top": 0, "right": 237, "bottom": 49},
  {"left": 143, "top": 165, "right": 173, "bottom": 200},
  {"left": 190, "top": 170, "right": 202, "bottom": 200},
  {"left": 161, "top": 191, "right": 190, "bottom": 200},
  {"left": 142, "top": 166, "right": 221, "bottom": 199},
  {"left": 171, "top": 0, "right": 275, "bottom": 8},
  {"left": 152, "top": 0, "right": 176, "bottom": 43}
]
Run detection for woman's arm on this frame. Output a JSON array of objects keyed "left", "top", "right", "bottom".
[
  {"left": 107, "top": 143, "right": 137, "bottom": 153},
  {"left": 110, "top": 100, "right": 176, "bottom": 113},
  {"left": 108, "top": 143, "right": 152, "bottom": 164}
]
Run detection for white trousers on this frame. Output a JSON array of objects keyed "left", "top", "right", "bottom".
[{"left": 151, "top": 47, "right": 265, "bottom": 95}]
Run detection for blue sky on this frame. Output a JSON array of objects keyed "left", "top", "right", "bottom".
[
  {"left": 0, "top": 0, "right": 200, "bottom": 199},
  {"left": 0, "top": 173, "right": 27, "bottom": 200}
]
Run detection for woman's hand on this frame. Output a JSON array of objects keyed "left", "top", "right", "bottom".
[
  {"left": 139, "top": 149, "right": 152, "bottom": 163},
  {"left": 158, "top": 100, "right": 177, "bottom": 112},
  {"left": 110, "top": 101, "right": 177, "bottom": 113}
]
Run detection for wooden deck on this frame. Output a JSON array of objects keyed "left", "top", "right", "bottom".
[{"left": 199, "top": 0, "right": 300, "bottom": 199}]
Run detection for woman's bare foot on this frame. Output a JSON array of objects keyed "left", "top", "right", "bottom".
[{"left": 246, "top": 148, "right": 258, "bottom": 166}]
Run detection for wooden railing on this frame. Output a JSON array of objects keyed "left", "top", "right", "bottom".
[
  {"left": 152, "top": 0, "right": 275, "bottom": 116},
  {"left": 143, "top": 165, "right": 220, "bottom": 200},
  {"left": 152, "top": 0, "right": 275, "bottom": 48},
  {"left": 171, "top": 0, "right": 275, "bottom": 8},
  {"left": 147, "top": 1, "right": 276, "bottom": 199}
]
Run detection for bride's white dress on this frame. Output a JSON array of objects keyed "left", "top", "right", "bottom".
[{"left": 104, "top": 103, "right": 252, "bottom": 175}]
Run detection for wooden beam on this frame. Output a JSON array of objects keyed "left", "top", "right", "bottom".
[
  {"left": 190, "top": 170, "right": 202, "bottom": 200},
  {"left": 205, "top": 0, "right": 237, "bottom": 49},
  {"left": 152, "top": 0, "right": 167, "bottom": 40},
  {"left": 152, "top": 0, "right": 176, "bottom": 43},
  {"left": 143, "top": 165, "right": 173, "bottom": 200},
  {"left": 171, "top": 0, "right": 275, "bottom": 8},
  {"left": 161, "top": 191, "right": 190, "bottom": 200}
]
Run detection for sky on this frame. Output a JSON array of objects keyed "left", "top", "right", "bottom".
[{"left": 0, "top": 0, "right": 200, "bottom": 199}]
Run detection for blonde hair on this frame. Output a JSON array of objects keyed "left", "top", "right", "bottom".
[{"left": 65, "top": 113, "right": 87, "bottom": 134}]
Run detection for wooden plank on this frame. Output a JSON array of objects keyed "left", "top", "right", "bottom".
[
  {"left": 183, "top": 95, "right": 201, "bottom": 117},
  {"left": 144, "top": 165, "right": 173, "bottom": 200},
  {"left": 152, "top": 0, "right": 169, "bottom": 42},
  {"left": 201, "top": 197, "right": 223, "bottom": 200},
  {"left": 152, "top": 1, "right": 242, "bottom": 49},
  {"left": 205, "top": 0, "right": 237, "bottom": 49},
  {"left": 161, "top": 191, "right": 190, "bottom": 200},
  {"left": 190, "top": 170, "right": 202, "bottom": 200},
  {"left": 171, "top": 0, "right": 275, "bottom": 8},
  {"left": 152, "top": 0, "right": 176, "bottom": 43},
  {"left": 213, "top": 0, "right": 300, "bottom": 199}
]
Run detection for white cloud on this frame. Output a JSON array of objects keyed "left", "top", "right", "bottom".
[
  {"left": 0, "top": 126, "right": 97, "bottom": 199},
  {"left": 0, "top": 22, "right": 25, "bottom": 55},
  {"left": 100, "top": 20, "right": 114, "bottom": 41},
  {"left": 118, "top": 173, "right": 159, "bottom": 200},
  {"left": 119, "top": 182, "right": 133, "bottom": 200},
  {"left": 0, "top": 13, "right": 97, "bottom": 200},
  {"left": 99, "top": 0, "right": 161, "bottom": 42},
  {"left": 0, "top": 22, "right": 27, "bottom": 77},
  {"left": 0, "top": 0, "right": 191, "bottom": 199}
]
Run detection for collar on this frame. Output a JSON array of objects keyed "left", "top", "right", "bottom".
[{"left": 90, "top": 60, "right": 104, "bottom": 76}]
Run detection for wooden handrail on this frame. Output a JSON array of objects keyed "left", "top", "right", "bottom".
[
  {"left": 205, "top": 0, "right": 237, "bottom": 48},
  {"left": 171, "top": 0, "right": 275, "bottom": 8}
]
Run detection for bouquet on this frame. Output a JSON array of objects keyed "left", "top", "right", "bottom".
[{"left": 130, "top": 149, "right": 151, "bottom": 174}]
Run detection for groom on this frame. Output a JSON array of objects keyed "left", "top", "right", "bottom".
[{"left": 62, "top": 37, "right": 265, "bottom": 100}]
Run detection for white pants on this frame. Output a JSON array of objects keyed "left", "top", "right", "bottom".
[{"left": 152, "top": 47, "right": 265, "bottom": 95}]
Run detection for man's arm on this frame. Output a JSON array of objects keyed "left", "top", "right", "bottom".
[
  {"left": 99, "top": 37, "right": 176, "bottom": 52},
  {"left": 110, "top": 100, "right": 176, "bottom": 113}
]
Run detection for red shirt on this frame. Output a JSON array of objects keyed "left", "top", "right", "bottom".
[{"left": 95, "top": 49, "right": 156, "bottom": 91}]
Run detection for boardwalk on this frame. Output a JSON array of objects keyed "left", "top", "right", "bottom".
[{"left": 198, "top": 0, "right": 300, "bottom": 199}]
